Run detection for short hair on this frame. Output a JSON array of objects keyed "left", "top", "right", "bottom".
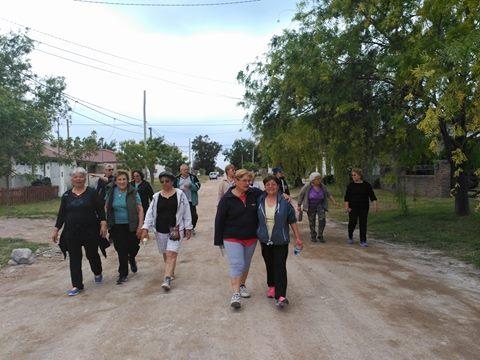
[
  {"left": 104, "top": 164, "right": 114, "bottom": 170},
  {"left": 263, "top": 175, "right": 280, "bottom": 186},
  {"left": 351, "top": 168, "right": 363, "bottom": 180},
  {"left": 70, "top": 167, "right": 87, "bottom": 177},
  {"left": 180, "top": 164, "right": 189, "bottom": 170},
  {"left": 234, "top": 169, "right": 253, "bottom": 180},
  {"left": 131, "top": 170, "right": 144, "bottom": 181},
  {"left": 115, "top": 170, "right": 130, "bottom": 181},
  {"left": 225, "top": 164, "right": 235, "bottom": 173}
]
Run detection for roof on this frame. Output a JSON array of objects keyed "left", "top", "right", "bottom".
[{"left": 42, "top": 143, "right": 117, "bottom": 164}]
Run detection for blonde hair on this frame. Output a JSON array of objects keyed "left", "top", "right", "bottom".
[
  {"left": 351, "top": 168, "right": 363, "bottom": 179},
  {"left": 234, "top": 169, "right": 254, "bottom": 180}
]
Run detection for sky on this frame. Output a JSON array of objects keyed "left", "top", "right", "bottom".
[{"left": 0, "top": 0, "right": 299, "bottom": 167}]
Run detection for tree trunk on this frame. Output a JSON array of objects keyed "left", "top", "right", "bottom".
[
  {"left": 454, "top": 171, "right": 470, "bottom": 216},
  {"left": 149, "top": 167, "right": 155, "bottom": 185}
]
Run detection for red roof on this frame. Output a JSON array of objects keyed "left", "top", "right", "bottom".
[{"left": 42, "top": 144, "right": 117, "bottom": 164}]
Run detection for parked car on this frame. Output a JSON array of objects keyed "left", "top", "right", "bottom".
[{"left": 209, "top": 171, "right": 219, "bottom": 180}]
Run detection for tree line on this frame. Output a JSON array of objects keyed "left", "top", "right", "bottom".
[{"left": 237, "top": 0, "right": 480, "bottom": 215}]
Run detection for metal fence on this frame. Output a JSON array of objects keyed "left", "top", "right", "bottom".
[{"left": 0, "top": 186, "right": 59, "bottom": 205}]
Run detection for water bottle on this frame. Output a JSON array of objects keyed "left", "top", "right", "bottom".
[{"left": 294, "top": 245, "right": 302, "bottom": 256}]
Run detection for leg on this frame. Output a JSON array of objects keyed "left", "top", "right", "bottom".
[
  {"left": 189, "top": 203, "right": 198, "bottom": 229},
  {"left": 359, "top": 207, "right": 370, "bottom": 243},
  {"left": 223, "top": 241, "right": 246, "bottom": 293},
  {"left": 260, "top": 243, "right": 274, "bottom": 287},
  {"left": 127, "top": 232, "right": 140, "bottom": 272},
  {"left": 307, "top": 209, "right": 317, "bottom": 241},
  {"left": 112, "top": 225, "right": 129, "bottom": 277},
  {"left": 83, "top": 235, "right": 102, "bottom": 276},
  {"left": 317, "top": 207, "right": 326, "bottom": 242},
  {"left": 67, "top": 236, "right": 84, "bottom": 290},
  {"left": 164, "top": 251, "right": 178, "bottom": 277},
  {"left": 348, "top": 207, "right": 359, "bottom": 240},
  {"left": 272, "top": 245, "right": 289, "bottom": 299},
  {"left": 240, "top": 241, "right": 257, "bottom": 285}
]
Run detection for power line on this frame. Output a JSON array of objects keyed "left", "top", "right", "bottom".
[
  {"left": 73, "top": 0, "right": 261, "bottom": 7},
  {"left": 0, "top": 17, "right": 236, "bottom": 85},
  {"left": 71, "top": 110, "right": 144, "bottom": 134}
]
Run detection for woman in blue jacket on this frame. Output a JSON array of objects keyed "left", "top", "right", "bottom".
[{"left": 257, "top": 175, "right": 303, "bottom": 308}]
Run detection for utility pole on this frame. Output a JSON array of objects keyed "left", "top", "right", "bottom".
[
  {"left": 66, "top": 118, "right": 70, "bottom": 140},
  {"left": 241, "top": 153, "right": 244, "bottom": 168},
  {"left": 143, "top": 90, "right": 148, "bottom": 176},
  {"left": 188, "top": 138, "right": 191, "bottom": 166},
  {"left": 252, "top": 145, "right": 255, "bottom": 164},
  {"left": 149, "top": 127, "right": 152, "bottom": 139}
]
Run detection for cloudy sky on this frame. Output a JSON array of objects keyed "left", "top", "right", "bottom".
[{"left": 0, "top": 0, "right": 298, "bottom": 166}]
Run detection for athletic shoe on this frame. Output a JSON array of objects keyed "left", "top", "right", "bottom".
[
  {"left": 318, "top": 236, "right": 326, "bottom": 243},
  {"left": 67, "top": 288, "right": 82, "bottom": 296},
  {"left": 347, "top": 238, "right": 354, "bottom": 245},
  {"left": 129, "top": 258, "right": 138, "bottom": 273},
  {"left": 116, "top": 275, "right": 128, "bottom": 285},
  {"left": 360, "top": 242, "right": 369, "bottom": 247},
  {"left": 311, "top": 237, "right": 318, "bottom": 243},
  {"left": 275, "top": 296, "right": 289, "bottom": 308},
  {"left": 239, "top": 285, "right": 251, "bottom": 298},
  {"left": 94, "top": 274, "right": 103, "bottom": 284},
  {"left": 267, "top": 287, "right": 275, "bottom": 298},
  {"left": 230, "top": 292, "right": 241, "bottom": 309},
  {"left": 161, "top": 276, "right": 172, "bottom": 291}
]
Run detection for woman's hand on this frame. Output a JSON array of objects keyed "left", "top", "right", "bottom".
[
  {"left": 99, "top": 221, "right": 108, "bottom": 238},
  {"left": 52, "top": 228, "right": 59, "bottom": 243},
  {"left": 184, "top": 229, "right": 192, "bottom": 240},
  {"left": 295, "top": 237, "right": 303, "bottom": 249},
  {"left": 282, "top": 194, "right": 292, "bottom": 203},
  {"left": 140, "top": 229, "right": 149, "bottom": 240},
  {"left": 136, "top": 226, "right": 143, "bottom": 240}
]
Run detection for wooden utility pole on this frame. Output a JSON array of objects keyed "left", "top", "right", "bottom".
[
  {"left": 149, "top": 127, "right": 152, "bottom": 139},
  {"left": 188, "top": 138, "right": 191, "bottom": 166},
  {"left": 143, "top": 90, "right": 148, "bottom": 176}
]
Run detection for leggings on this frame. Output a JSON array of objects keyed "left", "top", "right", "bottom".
[
  {"left": 223, "top": 241, "right": 257, "bottom": 278},
  {"left": 261, "top": 243, "right": 288, "bottom": 299}
]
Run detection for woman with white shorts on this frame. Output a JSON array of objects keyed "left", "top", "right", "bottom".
[{"left": 142, "top": 171, "right": 192, "bottom": 291}]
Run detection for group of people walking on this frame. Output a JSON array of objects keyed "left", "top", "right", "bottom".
[{"left": 52, "top": 162, "right": 377, "bottom": 310}]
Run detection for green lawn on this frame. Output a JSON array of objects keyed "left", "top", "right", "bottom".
[
  {"left": 293, "top": 186, "right": 480, "bottom": 268},
  {"left": 0, "top": 238, "right": 40, "bottom": 266},
  {"left": 0, "top": 198, "right": 60, "bottom": 218}
]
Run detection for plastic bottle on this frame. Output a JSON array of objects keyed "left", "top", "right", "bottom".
[{"left": 294, "top": 245, "right": 302, "bottom": 256}]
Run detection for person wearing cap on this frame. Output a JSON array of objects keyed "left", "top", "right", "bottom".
[
  {"left": 142, "top": 171, "right": 193, "bottom": 291},
  {"left": 93, "top": 164, "right": 115, "bottom": 202},
  {"left": 273, "top": 167, "right": 290, "bottom": 195},
  {"left": 173, "top": 164, "right": 201, "bottom": 231},
  {"left": 297, "top": 172, "right": 338, "bottom": 243}
]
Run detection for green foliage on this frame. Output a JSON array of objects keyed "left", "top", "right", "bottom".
[
  {"left": 191, "top": 135, "right": 222, "bottom": 173},
  {"left": 223, "top": 138, "right": 260, "bottom": 169},
  {"left": 0, "top": 32, "right": 69, "bottom": 185},
  {"left": 51, "top": 131, "right": 100, "bottom": 164}
]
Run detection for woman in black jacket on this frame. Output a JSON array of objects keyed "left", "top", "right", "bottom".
[
  {"left": 344, "top": 168, "right": 378, "bottom": 247},
  {"left": 52, "top": 167, "right": 107, "bottom": 296},
  {"left": 131, "top": 170, "right": 154, "bottom": 218}
]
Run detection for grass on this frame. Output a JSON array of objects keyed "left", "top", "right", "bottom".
[
  {"left": 293, "top": 186, "right": 480, "bottom": 268},
  {"left": 0, "top": 238, "right": 41, "bottom": 267},
  {"left": 0, "top": 198, "right": 60, "bottom": 219}
]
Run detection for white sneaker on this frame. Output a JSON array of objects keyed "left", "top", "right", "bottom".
[
  {"left": 230, "top": 292, "right": 241, "bottom": 309},
  {"left": 239, "top": 285, "right": 251, "bottom": 298},
  {"left": 161, "top": 277, "right": 171, "bottom": 291}
]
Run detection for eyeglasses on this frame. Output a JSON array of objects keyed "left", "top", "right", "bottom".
[{"left": 160, "top": 179, "right": 171, "bottom": 184}]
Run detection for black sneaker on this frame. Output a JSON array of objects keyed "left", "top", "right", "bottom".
[
  {"left": 129, "top": 257, "right": 138, "bottom": 273},
  {"left": 318, "top": 236, "right": 326, "bottom": 243},
  {"left": 116, "top": 275, "right": 128, "bottom": 285},
  {"left": 311, "top": 237, "right": 318, "bottom": 243}
]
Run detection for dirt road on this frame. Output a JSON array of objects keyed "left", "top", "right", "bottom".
[{"left": 1, "top": 181, "right": 479, "bottom": 359}]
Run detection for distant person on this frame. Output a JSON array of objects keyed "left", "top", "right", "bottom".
[
  {"left": 94, "top": 164, "right": 115, "bottom": 201},
  {"left": 52, "top": 167, "right": 107, "bottom": 296},
  {"left": 131, "top": 170, "right": 154, "bottom": 218},
  {"left": 214, "top": 169, "right": 264, "bottom": 309},
  {"left": 218, "top": 164, "right": 235, "bottom": 202},
  {"left": 297, "top": 172, "right": 338, "bottom": 243},
  {"left": 273, "top": 167, "right": 290, "bottom": 195},
  {"left": 344, "top": 168, "right": 378, "bottom": 247},
  {"left": 105, "top": 171, "right": 144, "bottom": 284},
  {"left": 174, "top": 164, "right": 201, "bottom": 231},
  {"left": 257, "top": 175, "right": 303, "bottom": 308},
  {"left": 142, "top": 171, "right": 192, "bottom": 291}
]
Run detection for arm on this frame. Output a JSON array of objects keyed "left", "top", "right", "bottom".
[
  {"left": 218, "top": 181, "right": 225, "bottom": 203},
  {"left": 297, "top": 185, "right": 306, "bottom": 210},
  {"left": 289, "top": 223, "right": 303, "bottom": 248},
  {"left": 191, "top": 174, "right": 201, "bottom": 192},
  {"left": 344, "top": 184, "right": 351, "bottom": 212},
  {"left": 141, "top": 196, "right": 156, "bottom": 238},
  {"left": 52, "top": 195, "right": 67, "bottom": 243},
  {"left": 325, "top": 187, "right": 338, "bottom": 206},
  {"left": 93, "top": 190, "right": 108, "bottom": 238},
  {"left": 136, "top": 204, "right": 144, "bottom": 239},
  {"left": 182, "top": 193, "right": 193, "bottom": 238},
  {"left": 368, "top": 183, "right": 378, "bottom": 212},
  {"left": 214, "top": 198, "right": 227, "bottom": 246}
]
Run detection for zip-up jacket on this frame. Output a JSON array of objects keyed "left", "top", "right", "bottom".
[
  {"left": 105, "top": 184, "right": 139, "bottom": 232},
  {"left": 173, "top": 173, "right": 201, "bottom": 206},
  {"left": 214, "top": 187, "right": 263, "bottom": 246},
  {"left": 297, "top": 183, "right": 331, "bottom": 212},
  {"left": 257, "top": 193, "right": 297, "bottom": 245},
  {"left": 142, "top": 189, "right": 193, "bottom": 233}
]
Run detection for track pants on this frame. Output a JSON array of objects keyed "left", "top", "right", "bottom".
[
  {"left": 348, "top": 206, "right": 369, "bottom": 243},
  {"left": 260, "top": 243, "right": 289, "bottom": 300},
  {"left": 111, "top": 224, "right": 140, "bottom": 277}
]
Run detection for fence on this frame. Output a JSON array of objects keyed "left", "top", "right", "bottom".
[{"left": 0, "top": 186, "right": 59, "bottom": 205}]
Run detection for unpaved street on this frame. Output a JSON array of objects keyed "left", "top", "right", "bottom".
[{"left": 1, "top": 181, "right": 479, "bottom": 360}]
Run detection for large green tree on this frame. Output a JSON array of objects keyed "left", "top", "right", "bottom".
[
  {"left": 192, "top": 135, "right": 222, "bottom": 173},
  {"left": 223, "top": 138, "right": 260, "bottom": 169},
  {"left": 0, "top": 32, "right": 69, "bottom": 190}
]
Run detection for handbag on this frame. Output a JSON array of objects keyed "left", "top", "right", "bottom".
[{"left": 169, "top": 225, "right": 181, "bottom": 241}]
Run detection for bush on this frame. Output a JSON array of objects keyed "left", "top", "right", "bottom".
[{"left": 323, "top": 175, "right": 335, "bottom": 185}]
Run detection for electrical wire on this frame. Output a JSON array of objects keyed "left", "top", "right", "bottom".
[
  {"left": 73, "top": 0, "right": 261, "bottom": 7},
  {"left": 71, "top": 110, "right": 144, "bottom": 134},
  {"left": 0, "top": 16, "right": 236, "bottom": 84}
]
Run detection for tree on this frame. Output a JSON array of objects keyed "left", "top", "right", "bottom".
[
  {"left": 159, "top": 145, "right": 187, "bottom": 174},
  {"left": 0, "top": 32, "right": 69, "bottom": 192},
  {"left": 191, "top": 135, "right": 222, "bottom": 173},
  {"left": 223, "top": 139, "right": 260, "bottom": 169},
  {"left": 97, "top": 137, "right": 117, "bottom": 151},
  {"left": 51, "top": 131, "right": 100, "bottom": 165}
]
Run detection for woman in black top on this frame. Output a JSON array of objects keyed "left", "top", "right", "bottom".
[
  {"left": 344, "top": 168, "right": 378, "bottom": 247},
  {"left": 52, "top": 167, "right": 107, "bottom": 296},
  {"left": 131, "top": 170, "right": 154, "bottom": 218}
]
